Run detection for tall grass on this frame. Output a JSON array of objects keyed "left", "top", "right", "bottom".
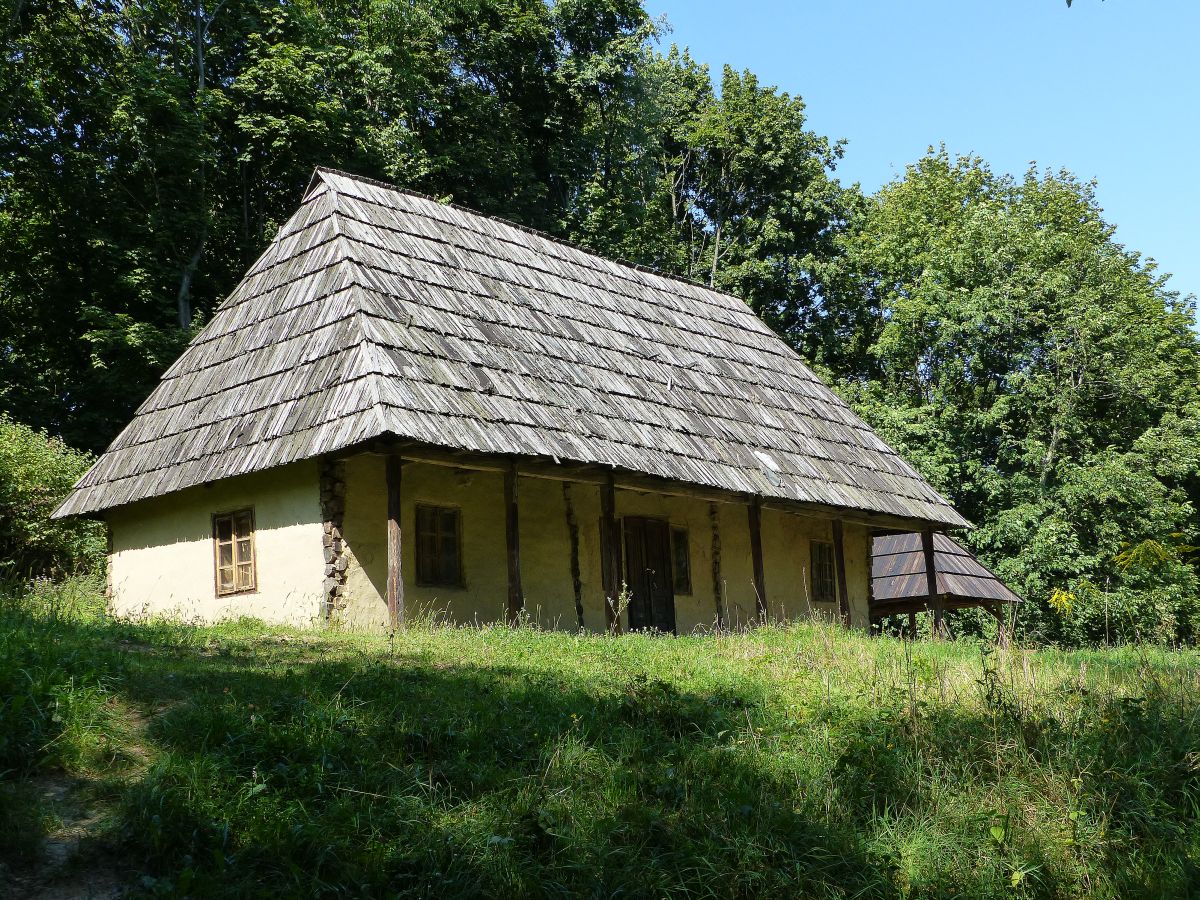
[{"left": 1, "top": 580, "right": 1198, "bottom": 897}]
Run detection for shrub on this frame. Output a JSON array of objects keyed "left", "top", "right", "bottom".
[
  {"left": 0, "top": 576, "right": 115, "bottom": 775},
  {"left": 0, "top": 414, "right": 104, "bottom": 577}
]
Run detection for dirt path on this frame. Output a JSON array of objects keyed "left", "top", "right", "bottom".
[
  {"left": 1, "top": 774, "right": 129, "bottom": 900},
  {"left": 1, "top": 697, "right": 164, "bottom": 900}
]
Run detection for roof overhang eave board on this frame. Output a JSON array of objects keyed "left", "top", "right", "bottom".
[{"left": 354, "top": 436, "right": 969, "bottom": 533}]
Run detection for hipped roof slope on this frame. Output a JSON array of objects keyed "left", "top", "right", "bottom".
[
  {"left": 56, "top": 168, "right": 967, "bottom": 526},
  {"left": 872, "top": 533, "right": 1022, "bottom": 608}
]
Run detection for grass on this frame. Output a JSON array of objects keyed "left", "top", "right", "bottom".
[{"left": 2, "top": 580, "right": 1199, "bottom": 898}]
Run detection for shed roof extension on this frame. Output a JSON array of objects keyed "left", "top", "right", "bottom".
[
  {"left": 871, "top": 532, "right": 1021, "bottom": 616},
  {"left": 56, "top": 168, "right": 968, "bottom": 526}
]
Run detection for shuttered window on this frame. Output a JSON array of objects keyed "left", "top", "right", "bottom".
[
  {"left": 213, "top": 509, "right": 256, "bottom": 596},
  {"left": 811, "top": 540, "right": 836, "bottom": 605},
  {"left": 416, "top": 505, "right": 462, "bottom": 586},
  {"left": 670, "top": 526, "right": 692, "bottom": 595}
]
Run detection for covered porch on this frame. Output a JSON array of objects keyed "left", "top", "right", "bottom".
[{"left": 318, "top": 440, "right": 947, "bottom": 634}]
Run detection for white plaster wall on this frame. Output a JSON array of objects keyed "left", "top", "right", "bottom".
[{"left": 105, "top": 460, "right": 324, "bottom": 625}]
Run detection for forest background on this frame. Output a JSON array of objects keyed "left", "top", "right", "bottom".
[{"left": 3, "top": 0, "right": 1198, "bottom": 646}]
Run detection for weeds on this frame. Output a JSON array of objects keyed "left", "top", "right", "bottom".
[{"left": 1, "top": 580, "right": 1199, "bottom": 897}]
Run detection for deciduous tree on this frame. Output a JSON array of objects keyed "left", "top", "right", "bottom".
[{"left": 827, "top": 150, "right": 1200, "bottom": 642}]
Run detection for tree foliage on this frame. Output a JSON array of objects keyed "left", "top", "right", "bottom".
[
  {"left": 1, "top": 3, "right": 1196, "bottom": 645},
  {"left": 0, "top": 415, "right": 105, "bottom": 577},
  {"left": 565, "top": 48, "right": 856, "bottom": 353},
  {"left": 827, "top": 150, "right": 1200, "bottom": 643}
]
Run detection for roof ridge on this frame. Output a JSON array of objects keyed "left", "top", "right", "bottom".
[
  {"left": 311, "top": 166, "right": 761, "bottom": 313},
  {"left": 54, "top": 164, "right": 969, "bottom": 528}
]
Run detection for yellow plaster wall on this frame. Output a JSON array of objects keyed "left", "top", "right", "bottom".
[
  {"left": 336, "top": 453, "right": 874, "bottom": 633},
  {"left": 714, "top": 501, "right": 755, "bottom": 628},
  {"left": 843, "top": 522, "right": 874, "bottom": 628},
  {"left": 105, "top": 460, "right": 324, "bottom": 625},
  {"left": 516, "top": 477, "right": 600, "bottom": 630},
  {"left": 339, "top": 458, "right": 610, "bottom": 630},
  {"left": 339, "top": 457, "right": 503, "bottom": 627},
  {"left": 760, "top": 508, "right": 834, "bottom": 623}
]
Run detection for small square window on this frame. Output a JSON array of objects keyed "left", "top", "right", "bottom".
[
  {"left": 416, "top": 504, "right": 462, "bottom": 587},
  {"left": 811, "top": 540, "right": 836, "bottom": 605},
  {"left": 670, "top": 526, "right": 692, "bottom": 595},
  {"left": 213, "top": 509, "right": 256, "bottom": 596}
]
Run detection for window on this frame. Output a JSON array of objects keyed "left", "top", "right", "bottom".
[
  {"left": 810, "top": 540, "right": 836, "bottom": 605},
  {"left": 670, "top": 526, "right": 692, "bottom": 595},
  {"left": 213, "top": 509, "right": 256, "bottom": 596},
  {"left": 416, "top": 504, "right": 462, "bottom": 586}
]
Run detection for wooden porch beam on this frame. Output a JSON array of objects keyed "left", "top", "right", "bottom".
[
  {"left": 748, "top": 497, "right": 767, "bottom": 622},
  {"left": 385, "top": 455, "right": 404, "bottom": 630},
  {"left": 504, "top": 459, "right": 523, "bottom": 624},
  {"left": 360, "top": 440, "right": 958, "bottom": 535},
  {"left": 832, "top": 518, "right": 851, "bottom": 626}
]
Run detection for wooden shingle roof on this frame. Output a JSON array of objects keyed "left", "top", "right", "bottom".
[
  {"left": 871, "top": 533, "right": 1021, "bottom": 611},
  {"left": 56, "top": 168, "right": 969, "bottom": 525}
]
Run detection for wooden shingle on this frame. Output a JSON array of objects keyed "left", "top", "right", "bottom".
[{"left": 55, "top": 168, "right": 970, "bottom": 526}]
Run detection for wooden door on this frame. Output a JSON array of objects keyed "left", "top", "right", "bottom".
[{"left": 623, "top": 516, "right": 677, "bottom": 634}]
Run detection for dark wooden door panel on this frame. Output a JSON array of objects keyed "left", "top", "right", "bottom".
[
  {"left": 624, "top": 517, "right": 650, "bottom": 630},
  {"left": 623, "top": 516, "right": 676, "bottom": 634}
]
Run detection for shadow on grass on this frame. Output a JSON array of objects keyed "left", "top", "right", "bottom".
[
  {"left": 113, "top": 645, "right": 885, "bottom": 898},
  {"left": 5, "top": 598, "right": 1200, "bottom": 898}
]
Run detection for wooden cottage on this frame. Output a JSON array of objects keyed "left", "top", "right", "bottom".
[{"left": 55, "top": 168, "right": 970, "bottom": 632}]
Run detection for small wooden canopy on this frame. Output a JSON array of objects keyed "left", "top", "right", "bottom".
[{"left": 870, "top": 532, "right": 1021, "bottom": 619}]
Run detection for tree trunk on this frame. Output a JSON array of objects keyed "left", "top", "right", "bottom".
[{"left": 176, "top": 234, "right": 205, "bottom": 328}]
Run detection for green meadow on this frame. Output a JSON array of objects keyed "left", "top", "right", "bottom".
[{"left": 2, "top": 579, "right": 1198, "bottom": 899}]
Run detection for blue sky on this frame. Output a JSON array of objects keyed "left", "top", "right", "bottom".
[{"left": 647, "top": 0, "right": 1199, "bottom": 303}]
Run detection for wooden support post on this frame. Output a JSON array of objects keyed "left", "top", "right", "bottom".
[
  {"left": 921, "top": 526, "right": 943, "bottom": 637},
  {"left": 709, "top": 502, "right": 725, "bottom": 629},
  {"left": 600, "top": 471, "right": 622, "bottom": 633},
  {"left": 986, "top": 603, "right": 1009, "bottom": 647},
  {"left": 505, "top": 459, "right": 523, "bottom": 625},
  {"left": 832, "top": 519, "right": 851, "bottom": 626},
  {"left": 748, "top": 497, "right": 767, "bottom": 622},
  {"left": 907, "top": 611, "right": 917, "bottom": 640},
  {"left": 563, "top": 483, "right": 584, "bottom": 630},
  {"left": 386, "top": 455, "right": 404, "bottom": 630}
]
